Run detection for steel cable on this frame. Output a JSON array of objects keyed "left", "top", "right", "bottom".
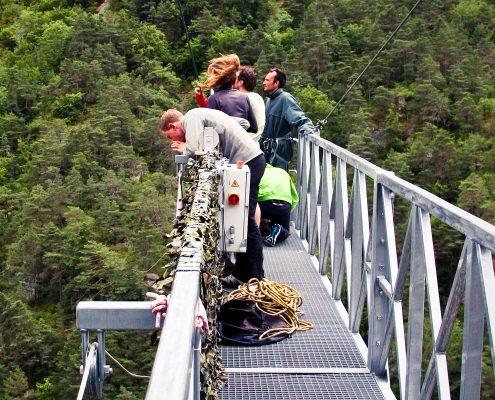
[
  {"left": 76, "top": 342, "right": 98, "bottom": 400},
  {"left": 316, "top": 0, "right": 425, "bottom": 130},
  {"left": 176, "top": 0, "right": 199, "bottom": 81},
  {"left": 105, "top": 350, "right": 151, "bottom": 379}
]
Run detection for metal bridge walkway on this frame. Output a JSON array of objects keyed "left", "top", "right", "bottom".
[
  {"left": 76, "top": 132, "right": 495, "bottom": 399},
  {"left": 220, "top": 230, "right": 386, "bottom": 400}
]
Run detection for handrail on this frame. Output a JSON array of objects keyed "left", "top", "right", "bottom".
[
  {"left": 145, "top": 269, "right": 200, "bottom": 400},
  {"left": 295, "top": 133, "right": 495, "bottom": 400},
  {"left": 146, "top": 167, "right": 216, "bottom": 400},
  {"left": 306, "top": 134, "right": 495, "bottom": 250}
]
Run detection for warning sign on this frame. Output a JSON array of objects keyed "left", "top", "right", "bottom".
[{"left": 231, "top": 180, "right": 239, "bottom": 187}]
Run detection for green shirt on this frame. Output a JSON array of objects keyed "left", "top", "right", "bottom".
[{"left": 258, "top": 164, "right": 299, "bottom": 210}]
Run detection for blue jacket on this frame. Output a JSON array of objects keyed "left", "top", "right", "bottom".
[{"left": 261, "top": 88, "right": 314, "bottom": 139}]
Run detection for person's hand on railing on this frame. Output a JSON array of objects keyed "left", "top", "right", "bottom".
[
  {"left": 147, "top": 292, "right": 170, "bottom": 329},
  {"left": 147, "top": 292, "right": 209, "bottom": 334},
  {"left": 195, "top": 300, "right": 210, "bottom": 336}
]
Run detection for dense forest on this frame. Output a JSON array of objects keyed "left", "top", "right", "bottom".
[{"left": 0, "top": 0, "right": 494, "bottom": 398}]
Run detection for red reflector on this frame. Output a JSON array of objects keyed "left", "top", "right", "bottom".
[{"left": 228, "top": 193, "right": 240, "bottom": 205}]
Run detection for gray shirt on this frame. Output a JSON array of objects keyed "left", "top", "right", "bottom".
[{"left": 182, "top": 108, "right": 263, "bottom": 163}]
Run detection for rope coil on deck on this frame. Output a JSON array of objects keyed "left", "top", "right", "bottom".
[{"left": 227, "top": 278, "right": 313, "bottom": 340}]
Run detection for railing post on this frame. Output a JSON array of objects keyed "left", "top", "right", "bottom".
[
  {"left": 348, "top": 170, "right": 369, "bottom": 332},
  {"left": 296, "top": 136, "right": 310, "bottom": 238},
  {"left": 331, "top": 158, "right": 348, "bottom": 300},
  {"left": 192, "top": 329, "right": 201, "bottom": 400},
  {"left": 318, "top": 150, "right": 333, "bottom": 276},
  {"left": 294, "top": 135, "right": 305, "bottom": 231},
  {"left": 307, "top": 142, "right": 320, "bottom": 255},
  {"left": 368, "top": 182, "right": 395, "bottom": 377},
  {"left": 478, "top": 245, "right": 495, "bottom": 376},
  {"left": 460, "top": 240, "right": 484, "bottom": 400}
]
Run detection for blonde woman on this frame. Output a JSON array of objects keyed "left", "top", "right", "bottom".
[{"left": 195, "top": 54, "right": 258, "bottom": 133}]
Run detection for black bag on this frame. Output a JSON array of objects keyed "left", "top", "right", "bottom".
[{"left": 219, "top": 299, "right": 289, "bottom": 346}]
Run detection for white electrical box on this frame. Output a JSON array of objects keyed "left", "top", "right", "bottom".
[{"left": 218, "top": 161, "right": 250, "bottom": 253}]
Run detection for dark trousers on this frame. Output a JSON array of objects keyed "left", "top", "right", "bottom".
[
  {"left": 232, "top": 154, "right": 265, "bottom": 281},
  {"left": 259, "top": 200, "right": 291, "bottom": 243}
]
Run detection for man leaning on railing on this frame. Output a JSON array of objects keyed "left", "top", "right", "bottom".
[
  {"left": 259, "top": 67, "right": 315, "bottom": 171},
  {"left": 159, "top": 108, "right": 266, "bottom": 287}
]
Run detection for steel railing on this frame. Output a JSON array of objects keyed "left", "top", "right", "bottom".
[
  {"left": 294, "top": 133, "right": 495, "bottom": 400},
  {"left": 146, "top": 167, "right": 217, "bottom": 400}
]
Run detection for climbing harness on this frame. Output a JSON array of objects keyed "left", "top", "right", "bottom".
[
  {"left": 259, "top": 133, "right": 293, "bottom": 170},
  {"left": 227, "top": 278, "right": 313, "bottom": 340},
  {"left": 315, "top": 0, "right": 425, "bottom": 131}
]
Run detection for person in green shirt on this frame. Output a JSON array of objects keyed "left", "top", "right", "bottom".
[{"left": 258, "top": 164, "right": 299, "bottom": 246}]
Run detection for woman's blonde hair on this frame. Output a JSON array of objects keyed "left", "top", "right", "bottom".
[{"left": 198, "top": 54, "right": 240, "bottom": 91}]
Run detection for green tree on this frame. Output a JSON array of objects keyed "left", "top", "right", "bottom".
[
  {"left": 407, "top": 124, "right": 460, "bottom": 200},
  {"left": 0, "top": 366, "right": 30, "bottom": 400},
  {"left": 292, "top": 0, "right": 336, "bottom": 89},
  {"left": 477, "top": 97, "right": 495, "bottom": 136},
  {"left": 36, "top": 19, "right": 73, "bottom": 72},
  {"left": 293, "top": 85, "right": 334, "bottom": 136},
  {"left": 457, "top": 173, "right": 495, "bottom": 223},
  {"left": 451, "top": 0, "right": 495, "bottom": 44},
  {"left": 65, "top": 240, "right": 145, "bottom": 303},
  {"left": 406, "top": 82, "right": 449, "bottom": 126}
]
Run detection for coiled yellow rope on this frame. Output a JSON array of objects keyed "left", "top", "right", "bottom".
[{"left": 227, "top": 278, "right": 313, "bottom": 340}]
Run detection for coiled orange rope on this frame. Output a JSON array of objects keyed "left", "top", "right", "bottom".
[{"left": 227, "top": 278, "right": 313, "bottom": 340}]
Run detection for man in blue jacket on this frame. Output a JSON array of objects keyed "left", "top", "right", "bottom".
[{"left": 259, "top": 68, "right": 315, "bottom": 171}]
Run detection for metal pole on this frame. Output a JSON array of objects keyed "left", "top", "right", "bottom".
[
  {"left": 193, "top": 329, "right": 201, "bottom": 400},
  {"left": 97, "top": 330, "right": 105, "bottom": 399},
  {"left": 145, "top": 271, "right": 200, "bottom": 400}
]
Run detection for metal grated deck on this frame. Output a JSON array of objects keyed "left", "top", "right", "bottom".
[
  {"left": 220, "top": 373, "right": 385, "bottom": 399},
  {"left": 219, "top": 230, "right": 386, "bottom": 399}
]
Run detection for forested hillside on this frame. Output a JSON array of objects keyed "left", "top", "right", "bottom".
[{"left": 0, "top": 0, "right": 494, "bottom": 398}]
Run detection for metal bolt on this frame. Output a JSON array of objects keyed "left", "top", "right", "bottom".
[
  {"left": 377, "top": 315, "right": 383, "bottom": 321},
  {"left": 104, "top": 365, "right": 113, "bottom": 377},
  {"left": 380, "top": 238, "right": 385, "bottom": 244},
  {"left": 379, "top": 264, "right": 385, "bottom": 270},
  {"left": 376, "top": 340, "right": 381, "bottom": 347},
  {"left": 379, "top": 290, "right": 384, "bottom": 296}
]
